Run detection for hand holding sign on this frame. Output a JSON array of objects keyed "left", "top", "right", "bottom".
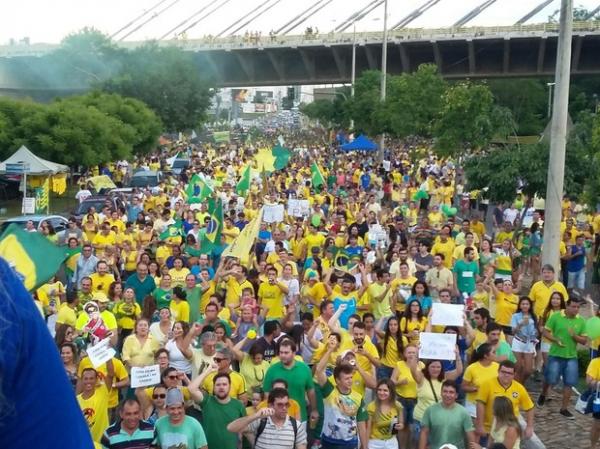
[
  {"left": 131, "top": 365, "right": 161, "bottom": 388},
  {"left": 430, "top": 303, "right": 465, "bottom": 327},
  {"left": 419, "top": 332, "right": 457, "bottom": 360}
]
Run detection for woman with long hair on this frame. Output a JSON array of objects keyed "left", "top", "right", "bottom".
[
  {"left": 400, "top": 300, "right": 428, "bottom": 345},
  {"left": 479, "top": 238, "right": 497, "bottom": 279},
  {"left": 462, "top": 343, "right": 499, "bottom": 417},
  {"left": 83, "top": 213, "right": 98, "bottom": 242},
  {"left": 149, "top": 308, "right": 173, "bottom": 346},
  {"left": 141, "top": 295, "right": 158, "bottom": 323},
  {"left": 407, "top": 281, "right": 433, "bottom": 315},
  {"left": 121, "top": 318, "right": 161, "bottom": 369},
  {"left": 366, "top": 378, "right": 404, "bottom": 449},
  {"left": 165, "top": 321, "right": 194, "bottom": 377},
  {"left": 169, "top": 286, "right": 190, "bottom": 323},
  {"left": 60, "top": 343, "right": 79, "bottom": 390},
  {"left": 376, "top": 316, "right": 407, "bottom": 380},
  {"left": 55, "top": 324, "right": 76, "bottom": 347},
  {"left": 114, "top": 287, "right": 141, "bottom": 351},
  {"left": 472, "top": 396, "right": 521, "bottom": 449},
  {"left": 510, "top": 296, "right": 538, "bottom": 383},
  {"left": 390, "top": 345, "right": 421, "bottom": 449},
  {"left": 108, "top": 281, "right": 123, "bottom": 306},
  {"left": 538, "top": 291, "right": 566, "bottom": 372},
  {"left": 214, "top": 322, "right": 233, "bottom": 349}
]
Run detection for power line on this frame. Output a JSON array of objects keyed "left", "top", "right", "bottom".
[
  {"left": 119, "top": 0, "right": 184, "bottom": 41},
  {"left": 337, "top": 0, "right": 384, "bottom": 32},
  {"left": 392, "top": 0, "right": 442, "bottom": 30},
  {"left": 110, "top": 0, "right": 172, "bottom": 39},
  {"left": 331, "top": 0, "right": 380, "bottom": 32},
  {"left": 215, "top": 0, "right": 275, "bottom": 38},
  {"left": 283, "top": 0, "right": 336, "bottom": 35},
  {"left": 177, "top": 0, "right": 234, "bottom": 37},
  {"left": 228, "top": 0, "right": 285, "bottom": 37},
  {"left": 159, "top": 0, "right": 223, "bottom": 40},
  {"left": 453, "top": 0, "right": 497, "bottom": 27},
  {"left": 515, "top": 0, "right": 554, "bottom": 25}
]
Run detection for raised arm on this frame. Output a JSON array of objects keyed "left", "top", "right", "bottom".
[
  {"left": 187, "top": 364, "right": 218, "bottom": 403},
  {"left": 314, "top": 338, "right": 336, "bottom": 386}
]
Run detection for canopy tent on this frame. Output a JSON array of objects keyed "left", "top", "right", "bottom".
[
  {"left": 340, "top": 135, "right": 377, "bottom": 152},
  {"left": 0, "top": 145, "right": 69, "bottom": 175}
]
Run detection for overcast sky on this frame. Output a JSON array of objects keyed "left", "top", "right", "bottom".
[{"left": 2, "top": 0, "right": 597, "bottom": 44}]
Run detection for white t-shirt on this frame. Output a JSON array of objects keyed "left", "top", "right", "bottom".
[{"left": 75, "top": 189, "right": 92, "bottom": 203}]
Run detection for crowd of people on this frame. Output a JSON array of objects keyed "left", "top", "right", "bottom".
[{"left": 12, "top": 133, "right": 600, "bottom": 449}]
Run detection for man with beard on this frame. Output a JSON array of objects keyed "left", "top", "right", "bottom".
[{"left": 189, "top": 364, "right": 247, "bottom": 449}]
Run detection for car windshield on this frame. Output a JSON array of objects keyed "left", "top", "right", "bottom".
[
  {"left": 76, "top": 200, "right": 107, "bottom": 215},
  {"left": 172, "top": 160, "right": 188, "bottom": 169},
  {"left": 130, "top": 175, "right": 158, "bottom": 187}
]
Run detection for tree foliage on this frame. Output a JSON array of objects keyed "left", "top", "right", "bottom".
[{"left": 0, "top": 92, "right": 161, "bottom": 166}]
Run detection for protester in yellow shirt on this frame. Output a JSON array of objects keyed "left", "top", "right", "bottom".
[
  {"left": 77, "top": 361, "right": 114, "bottom": 443},
  {"left": 431, "top": 225, "right": 456, "bottom": 268},
  {"left": 89, "top": 261, "right": 115, "bottom": 296},
  {"left": 257, "top": 267, "right": 289, "bottom": 319}
]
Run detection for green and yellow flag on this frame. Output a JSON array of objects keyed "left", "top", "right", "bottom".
[
  {"left": 221, "top": 207, "right": 263, "bottom": 262},
  {"left": 311, "top": 162, "right": 325, "bottom": 189},
  {"left": 186, "top": 174, "right": 213, "bottom": 204},
  {"left": 236, "top": 166, "right": 252, "bottom": 196},
  {"left": 200, "top": 198, "right": 223, "bottom": 254},
  {"left": 64, "top": 246, "right": 82, "bottom": 278},
  {"left": 159, "top": 223, "right": 182, "bottom": 241},
  {"left": 0, "top": 224, "right": 67, "bottom": 291}
]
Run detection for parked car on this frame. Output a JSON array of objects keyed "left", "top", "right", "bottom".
[
  {"left": 0, "top": 214, "right": 69, "bottom": 235},
  {"left": 170, "top": 158, "right": 190, "bottom": 176},
  {"left": 128, "top": 170, "right": 162, "bottom": 188},
  {"left": 73, "top": 195, "right": 126, "bottom": 219}
]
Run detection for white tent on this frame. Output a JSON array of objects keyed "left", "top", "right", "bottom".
[{"left": 0, "top": 145, "right": 69, "bottom": 175}]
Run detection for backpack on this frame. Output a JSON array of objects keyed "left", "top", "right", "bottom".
[{"left": 255, "top": 416, "right": 298, "bottom": 447}]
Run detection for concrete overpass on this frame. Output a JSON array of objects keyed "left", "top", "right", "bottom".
[{"left": 1, "top": 21, "right": 600, "bottom": 95}]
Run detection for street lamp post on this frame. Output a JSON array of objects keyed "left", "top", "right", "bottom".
[
  {"left": 350, "top": 21, "right": 356, "bottom": 130},
  {"left": 378, "top": 0, "right": 389, "bottom": 162}
]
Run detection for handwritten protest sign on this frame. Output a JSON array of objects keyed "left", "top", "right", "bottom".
[
  {"left": 287, "top": 199, "right": 310, "bottom": 217},
  {"left": 263, "top": 204, "right": 285, "bottom": 223},
  {"left": 419, "top": 332, "right": 456, "bottom": 360},
  {"left": 87, "top": 337, "right": 116, "bottom": 368},
  {"left": 431, "top": 303, "right": 465, "bottom": 327},
  {"left": 131, "top": 365, "right": 161, "bottom": 388}
]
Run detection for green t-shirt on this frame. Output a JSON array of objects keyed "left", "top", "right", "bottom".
[
  {"left": 453, "top": 259, "right": 479, "bottom": 294},
  {"left": 546, "top": 312, "right": 586, "bottom": 358},
  {"left": 185, "top": 286, "right": 202, "bottom": 323},
  {"left": 421, "top": 402, "right": 474, "bottom": 449},
  {"left": 153, "top": 288, "right": 173, "bottom": 310},
  {"left": 153, "top": 415, "right": 207, "bottom": 449},
  {"left": 263, "top": 361, "right": 315, "bottom": 421},
  {"left": 200, "top": 395, "right": 246, "bottom": 449},
  {"left": 496, "top": 340, "right": 517, "bottom": 363}
]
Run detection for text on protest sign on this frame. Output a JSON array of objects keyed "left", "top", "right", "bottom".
[
  {"left": 419, "top": 332, "right": 457, "bottom": 361},
  {"left": 430, "top": 303, "right": 465, "bottom": 327},
  {"left": 87, "top": 338, "right": 116, "bottom": 368},
  {"left": 131, "top": 365, "right": 161, "bottom": 388}
]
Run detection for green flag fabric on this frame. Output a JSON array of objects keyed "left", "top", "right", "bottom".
[
  {"left": 159, "top": 224, "right": 182, "bottom": 241},
  {"left": 213, "top": 131, "right": 230, "bottom": 144},
  {"left": 311, "top": 162, "right": 325, "bottom": 188},
  {"left": 272, "top": 144, "right": 291, "bottom": 170},
  {"left": 236, "top": 166, "right": 252, "bottom": 196},
  {"left": 0, "top": 224, "right": 67, "bottom": 291},
  {"left": 186, "top": 174, "right": 213, "bottom": 204},
  {"left": 200, "top": 198, "right": 223, "bottom": 254}
]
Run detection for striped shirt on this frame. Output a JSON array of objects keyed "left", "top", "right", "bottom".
[
  {"left": 248, "top": 416, "right": 307, "bottom": 449},
  {"left": 101, "top": 420, "right": 154, "bottom": 449}
]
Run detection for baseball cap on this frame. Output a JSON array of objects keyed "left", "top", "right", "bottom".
[
  {"left": 92, "top": 292, "right": 109, "bottom": 303},
  {"left": 166, "top": 387, "right": 184, "bottom": 407}
]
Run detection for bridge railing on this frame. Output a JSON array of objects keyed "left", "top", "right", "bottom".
[{"left": 2, "top": 21, "right": 600, "bottom": 57}]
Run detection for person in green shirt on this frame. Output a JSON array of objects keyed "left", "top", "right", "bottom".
[
  {"left": 188, "top": 364, "right": 247, "bottom": 449},
  {"left": 184, "top": 273, "right": 202, "bottom": 324},
  {"left": 153, "top": 274, "right": 173, "bottom": 310},
  {"left": 486, "top": 323, "right": 516, "bottom": 363},
  {"left": 538, "top": 299, "right": 587, "bottom": 416},
  {"left": 419, "top": 380, "right": 476, "bottom": 449},
  {"left": 453, "top": 247, "right": 479, "bottom": 297},
  {"left": 263, "top": 339, "right": 318, "bottom": 423}
]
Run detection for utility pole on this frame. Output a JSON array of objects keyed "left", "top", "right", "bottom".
[
  {"left": 350, "top": 21, "right": 356, "bottom": 130},
  {"left": 378, "top": 0, "right": 388, "bottom": 162},
  {"left": 542, "top": 0, "right": 572, "bottom": 271}
]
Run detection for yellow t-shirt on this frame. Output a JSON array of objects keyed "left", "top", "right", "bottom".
[
  {"left": 495, "top": 292, "right": 519, "bottom": 327},
  {"left": 258, "top": 281, "right": 285, "bottom": 319},
  {"left": 56, "top": 303, "right": 77, "bottom": 327},
  {"left": 476, "top": 377, "right": 534, "bottom": 432},
  {"left": 170, "top": 300, "right": 190, "bottom": 322},
  {"left": 77, "top": 384, "right": 110, "bottom": 443},
  {"left": 202, "top": 370, "right": 247, "bottom": 399},
  {"left": 225, "top": 278, "right": 255, "bottom": 307},
  {"left": 222, "top": 225, "right": 240, "bottom": 244},
  {"left": 92, "top": 232, "right": 117, "bottom": 257},
  {"left": 304, "top": 281, "right": 328, "bottom": 318},
  {"left": 393, "top": 361, "right": 424, "bottom": 399},
  {"left": 89, "top": 273, "right": 115, "bottom": 296},
  {"left": 399, "top": 317, "right": 428, "bottom": 344},
  {"left": 381, "top": 335, "right": 409, "bottom": 368},
  {"left": 78, "top": 357, "right": 128, "bottom": 409},
  {"left": 113, "top": 301, "right": 141, "bottom": 330},
  {"left": 586, "top": 358, "right": 600, "bottom": 380},
  {"left": 462, "top": 361, "right": 499, "bottom": 402},
  {"left": 169, "top": 268, "right": 190, "bottom": 288},
  {"left": 367, "top": 401, "right": 403, "bottom": 440},
  {"left": 391, "top": 276, "right": 417, "bottom": 313},
  {"left": 431, "top": 239, "right": 456, "bottom": 268},
  {"left": 305, "top": 233, "right": 326, "bottom": 254},
  {"left": 529, "top": 281, "right": 568, "bottom": 318}
]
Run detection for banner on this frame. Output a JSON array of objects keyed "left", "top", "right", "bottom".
[
  {"left": 131, "top": 365, "right": 161, "bottom": 388},
  {"left": 287, "top": 199, "right": 310, "bottom": 217},
  {"left": 263, "top": 204, "right": 285, "bottom": 223},
  {"left": 430, "top": 303, "right": 465, "bottom": 327},
  {"left": 419, "top": 332, "right": 456, "bottom": 361},
  {"left": 87, "top": 338, "right": 116, "bottom": 368}
]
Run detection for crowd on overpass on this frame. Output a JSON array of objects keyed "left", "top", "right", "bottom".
[{"left": 3, "top": 129, "right": 600, "bottom": 449}]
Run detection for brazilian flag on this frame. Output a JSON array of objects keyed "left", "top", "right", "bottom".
[
  {"left": 200, "top": 198, "right": 223, "bottom": 254},
  {"left": 0, "top": 224, "right": 67, "bottom": 291},
  {"left": 186, "top": 174, "right": 213, "bottom": 204},
  {"left": 159, "top": 224, "right": 182, "bottom": 241},
  {"left": 64, "top": 246, "right": 82, "bottom": 278}
]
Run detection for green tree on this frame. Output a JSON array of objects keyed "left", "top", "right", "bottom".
[
  {"left": 347, "top": 70, "right": 385, "bottom": 136},
  {"left": 384, "top": 64, "right": 447, "bottom": 137},
  {"left": 103, "top": 43, "right": 215, "bottom": 131},
  {"left": 434, "top": 81, "right": 512, "bottom": 157}
]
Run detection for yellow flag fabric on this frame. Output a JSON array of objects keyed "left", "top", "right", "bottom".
[
  {"left": 87, "top": 175, "right": 117, "bottom": 191},
  {"left": 221, "top": 207, "right": 263, "bottom": 261},
  {"left": 254, "top": 148, "right": 275, "bottom": 172},
  {"left": 52, "top": 173, "right": 67, "bottom": 195}
]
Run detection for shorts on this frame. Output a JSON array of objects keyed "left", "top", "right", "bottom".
[
  {"left": 368, "top": 439, "right": 399, "bottom": 449},
  {"left": 500, "top": 325, "right": 513, "bottom": 336},
  {"left": 398, "top": 397, "right": 416, "bottom": 425},
  {"left": 465, "top": 400, "right": 477, "bottom": 418},
  {"left": 544, "top": 356, "right": 579, "bottom": 387},
  {"left": 540, "top": 341, "right": 551, "bottom": 353},
  {"left": 511, "top": 337, "right": 536, "bottom": 354}
]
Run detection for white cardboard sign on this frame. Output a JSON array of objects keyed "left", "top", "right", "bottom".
[
  {"left": 263, "top": 204, "right": 285, "bottom": 223},
  {"left": 431, "top": 303, "right": 465, "bottom": 327},
  {"left": 419, "top": 332, "right": 457, "bottom": 361},
  {"left": 287, "top": 199, "right": 310, "bottom": 217},
  {"left": 87, "top": 337, "right": 116, "bottom": 368},
  {"left": 131, "top": 365, "right": 161, "bottom": 388}
]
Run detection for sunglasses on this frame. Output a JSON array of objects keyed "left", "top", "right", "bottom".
[
  {"left": 153, "top": 394, "right": 166, "bottom": 399},
  {"left": 213, "top": 358, "right": 225, "bottom": 363},
  {"left": 167, "top": 375, "right": 178, "bottom": 380}
]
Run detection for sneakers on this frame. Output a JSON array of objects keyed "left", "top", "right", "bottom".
[
  {"left": 559, "top": 409, "right": 574, "bottom": 419},
  {"left": 537, "top": 394, "right": 546, "bottom": 407}
]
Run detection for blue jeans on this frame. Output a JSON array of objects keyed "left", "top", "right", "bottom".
[
  {"left": 568, "top": 268, "right": 586, "bottom": 289},
  {"left": 545, "top": 355, "right": 579, "bottom": 387},
  {"left": 377, "top": 366, "right": 394, "bottom": 381}
]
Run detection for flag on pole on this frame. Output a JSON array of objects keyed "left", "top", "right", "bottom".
[
  {"left": 236, "top": 166, "right": 252, "bottom": 196},
  {"left": 186, "top": 174, "right": 213, "bottom": 203},
  {"left": 221, "top": 208, "right": 263, "bottom": 261},
  {"left": 200, "top": 198, "right": 223, "bottom": 254},
  {"left": 0, "top": 224, "right": 67, "bottom": 291},
  {"left": 159, "top": 224, "right": 182, "bottom": 241},
  {"left": 311, "top": 162, "right": 325, "bottom": 189}
]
